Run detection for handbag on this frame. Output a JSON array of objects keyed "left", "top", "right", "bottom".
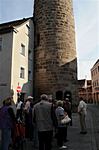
[
  {"left": 61, "top": 115, "right": 71, "bottom": 124},
  {"left": 14, "top": 122, "right": 25, "bottom": 139}
]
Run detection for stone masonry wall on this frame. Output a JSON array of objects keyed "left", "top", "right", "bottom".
[{"left": 33, "top": 0, "right": 78, "bottom": 102}]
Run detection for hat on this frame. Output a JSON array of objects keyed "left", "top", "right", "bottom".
[
  {"left": 65, "top": 98, "right": 69, "bottom": 101},
  {"left": 27, "top": 96, "right": 33, "bottom": 99}
]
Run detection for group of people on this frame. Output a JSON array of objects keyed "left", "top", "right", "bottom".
[
  {"left": 0, "top": 97, "right": 16, "bottom": 150},
  {"left": 32, "top": 94, "right": 72, "bottom": 150},
  {"left": 0, "top": 94, "right": 87, "bottom": 150},
  {"left": 0, "top": 96, "right": 34, "bottom": 150}
]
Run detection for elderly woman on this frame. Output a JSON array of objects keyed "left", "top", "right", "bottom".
[
  {"left": 55, "top": 100, "right": 67, "bottom": 149},
  {"left": 32, "top": 94, "right": 54, "bottom": 150}
]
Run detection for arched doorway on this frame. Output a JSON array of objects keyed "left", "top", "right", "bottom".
[
  {"left": 56, "top": 91, "right": 63, "bottom": 100},
  {"left": 64, "top": 91, "right": 72, "bottom": 102}
]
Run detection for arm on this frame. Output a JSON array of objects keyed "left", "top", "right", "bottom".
[{"left": 51, "top": 104, "right": 58, "bottom": 128}]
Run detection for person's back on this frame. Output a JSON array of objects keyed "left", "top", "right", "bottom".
[
  {"left": 0, "top": 99, "right": 15, "bottom": 129},
  {"left": 78, "top": 98, "right": 87, "bottom": 134},
  {"left": 0, "top": 105, "right": 12, "bottom": 129},
  {"left": 55, "top": 102, "right": 65, "bottom": 127},
  {"left": 0, "top": 98, "right": 16, "bottom": 150},
  {"left": 78, "top": 100, "right": 87, "bottom": 115},
  {"left": 16, "top": 98, "right": 23, "bottom": 121},
  {"left": 33, "top": 94, "right": 53, "bottom": 150},
  {"left": 34, "top": 100, "right": 53, "bottom": 131},
  {"left": 24, "top": 99, "right": 33, "bottom": 140}
]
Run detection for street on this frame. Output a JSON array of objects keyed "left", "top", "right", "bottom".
[
  {"left": 0, "top": 104, "right": 99, "bottom": 150},
  {"left": 88, "top": 104, "right": 99, "bottom": 150},
  {"left": 23, "top": 104, "right": 99, "bottom": 150}
]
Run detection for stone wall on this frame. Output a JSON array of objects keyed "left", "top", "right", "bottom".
[{"left": 33, "top": 0, "right": 78, "bottom": 103}]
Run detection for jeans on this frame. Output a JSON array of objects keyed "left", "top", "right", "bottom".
[{"left": 1, "top": 128, "right": 11, "bottom": 150}]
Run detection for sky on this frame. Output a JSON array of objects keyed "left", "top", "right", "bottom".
[{"left": 0, "top": 0, "right": 99, "bottom": 80}]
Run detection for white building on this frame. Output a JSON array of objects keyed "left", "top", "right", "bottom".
[{"left": 0, "top": 17, "right": 34, "bottom": 104}]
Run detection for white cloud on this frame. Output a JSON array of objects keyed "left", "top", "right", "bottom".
[{"left": 77, "top": 59, "right": 97, "bottom": 80}]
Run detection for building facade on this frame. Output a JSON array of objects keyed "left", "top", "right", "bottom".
[
  {"left": 33, "top": 0, "right": 78, "bottom": 103},
  {"left": 91, "top": 59, "right": 99, "bottom": 103},
  {"left": 0, "top": 18, "right": 34, "bottom": 104},
  {"left": 78, "top": 79, "right": 92, "bottom": 103}
]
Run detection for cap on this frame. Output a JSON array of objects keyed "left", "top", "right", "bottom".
[
  {"left": 65, "top": 98, "right": 69, "bottom": 101},
  {"left": 27, "top": 96, "right": 33, "bottom": 99}
]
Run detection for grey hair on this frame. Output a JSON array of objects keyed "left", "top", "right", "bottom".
[{"left": 40, "top": 94, "right": 48, "bottom": 101}]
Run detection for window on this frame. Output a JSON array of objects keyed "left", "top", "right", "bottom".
[
  {"left": 0, "top": 38, "right": 2, "bottom": 51},
  {"left": 20, "top": 44, "right": 25, "bottom": 56},
  {"left": 26, "top": 24, "right": 30, "bottom": 30},
  {"left": 95, "top": 68, "right": 97, "bottom": 74},
  {"left": 91, "top": 72, "right": 93, "bottom": 77},
  {"left": 20, "top": 67, "right": 25, "bottom": 78},
  {"left": 26, "top": 24, "right": 30, "bottom": 36}
]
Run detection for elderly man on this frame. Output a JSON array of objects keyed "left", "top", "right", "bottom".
[
  {"left": 32, "top": 94, "right": 54, "bottom": 150},
  {"left": 78, "top": 97, "right": 87, "bottom": 134}
]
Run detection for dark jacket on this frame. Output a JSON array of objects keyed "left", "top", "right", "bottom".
[{"left": 0, "top": 105, "right": 16, "bottom": 129}]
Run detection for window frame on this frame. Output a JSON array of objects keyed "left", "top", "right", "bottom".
[
  {"left": 20, "top": 67, "right": 25, "bottom": 79},
  {"left": 20, "top": 43, "right": 25, "bottom": 56}
]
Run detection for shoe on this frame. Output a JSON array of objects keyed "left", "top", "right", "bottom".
[
  {"left": 83, "top": 131, "right": 87, "bottom": 134},
  {"left": 59, "top": 145, "right": 67, "bottom": 149},
  {"left": 65, "top": 139, "right": 69, "bottom": 142},
  {"left": 80, "top": 131, "right": 87, "bottom": 134}
]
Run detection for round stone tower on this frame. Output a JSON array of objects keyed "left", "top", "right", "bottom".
[{"left": 33, "top": 0, "right": 78, "bottom": 103}]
